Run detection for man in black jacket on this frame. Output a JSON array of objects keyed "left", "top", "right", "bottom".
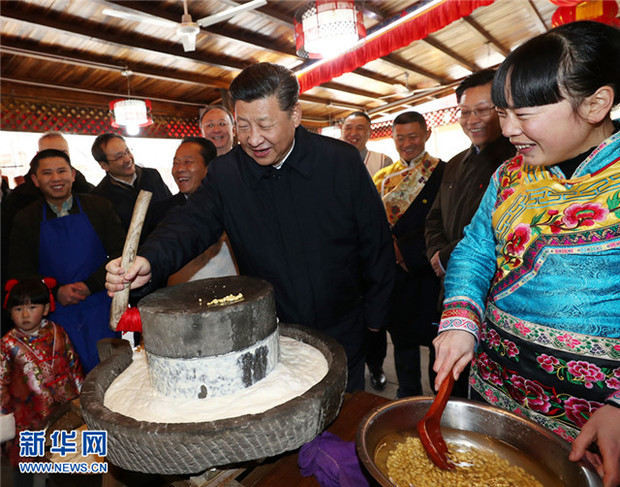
[
  {"left": 105, "top": 63, "right": 395, "bottom": 392},
  {"left": 373, "top": 112, "right": 445, "bottom": 398},
  {"left": 424, "top": 69, "right": 516, "bottom": 397},
  {"left": 91, "top": 133, "right": 171, "bottom": 230}
]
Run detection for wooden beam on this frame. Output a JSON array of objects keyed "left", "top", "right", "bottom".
[
  {"left": 381, "top": 55, "right": 448, "bottom": 85},
  {"left": 353, "top": 67, "right": 402, "bottom": 88},
  {"left": 0, "top": 40, "right": 230, "bottom": 90},
  {"left": 320, "top": 82, "right": 386, "bottom": 102},
  {"left": 103, "top": 0, "right": 297, "bottom": 57},
  {"left": 462, "top": 16, "right": 510, "bottom": 57},
  {"left": 422, "top": 36, "right": 479, "bottom": 72},
  {"left": 216, "top": 0, "right": 294, "bottom": 28},
  {"left": 524, "top": 0, "right": 549, "bottom": 33},
  {"left": 1, "top": 3, "right": 247, "bottom": 72}
]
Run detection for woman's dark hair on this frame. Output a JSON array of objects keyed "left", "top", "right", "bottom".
[
  {"left": 6, "top": 279, "right": 50, "bottom": 309},
  {"left": 30, "top": 149, "right": 71, "bottom": 173},
  {"left": 229, "top": 62, "right": 299, "bottom": 112},
  {"left": 179, "top": 137, "right": 217, "bottom": 167},
  {"left": 493, "top": 21, "right": 620, "bottom": 109}
]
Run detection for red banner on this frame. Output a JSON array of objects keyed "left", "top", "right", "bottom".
[{"left": 297, "top": 0, "right": 495, "bottom": 93}]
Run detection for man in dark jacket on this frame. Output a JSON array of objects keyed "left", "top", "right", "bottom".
[
  {"left": 91, "top": 133, "right": 171, "bottom": 230},
  {"left": 105, "top": 62, "right": 395, "bottom": 392},
  {"left": 373, "top": 111, "right": 445, "bottom": 398},
  {"left": 424, "top": 69, "right": 516, "bottom": 397},
  {"left": 9, "top": 149, "right": 125, "bottom": 372}
]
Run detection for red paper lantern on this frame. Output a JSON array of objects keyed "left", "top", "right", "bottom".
[
  {"left": 551, "top": 0, "right": 619, "bottom": 26},
  {"left": 548, "top": 0, "right": 583, "bottom": 6},
  {"left": 109, "top": 99, "right": 153, "bottom": 136},
  {"left": 294, "top": 1, "right": 366, "bottom": 59}
]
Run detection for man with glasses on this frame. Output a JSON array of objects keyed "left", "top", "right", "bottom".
[
  {"left": 424, "top": 69, "right": 515, "bottom": 397},
  {"left": 200, "top": 105, "right": 236, "bottom": 157},
  {"left": 91, "top": 133, "right": 171, "bottom": 230}
]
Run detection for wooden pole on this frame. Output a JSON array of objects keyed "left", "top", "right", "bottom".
[{"left": 109, "top": 190, "right": 152, "bottom": 331}]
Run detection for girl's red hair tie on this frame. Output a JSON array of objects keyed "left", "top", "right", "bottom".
[
  {"left": 42, "top": 277, "right": 57, "bottom": 312},
  {"left": 3, "top": 279, "right": 19, "bottom": 309}
]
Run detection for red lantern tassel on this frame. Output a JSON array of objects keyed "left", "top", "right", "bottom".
[{"left": 116, "top": 307, "right": 142, "bottom": 332}]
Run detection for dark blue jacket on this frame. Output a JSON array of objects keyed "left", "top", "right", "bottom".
[{"left": 138, "top": 126, "right": 395, "bottom": 362}]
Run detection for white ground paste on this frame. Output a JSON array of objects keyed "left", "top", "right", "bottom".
[{"left": 104, "top": 337, "right": 328, "bottom": 423}]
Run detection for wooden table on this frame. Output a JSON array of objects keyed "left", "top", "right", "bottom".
[{"left": 236, "top": 390, "right": 390, "bottom": 487}]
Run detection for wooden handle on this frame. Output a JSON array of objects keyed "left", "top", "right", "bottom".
[{"left": 109, "top": 190, "right": 152, "bottom": 331}]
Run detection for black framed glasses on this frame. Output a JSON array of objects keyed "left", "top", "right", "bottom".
[
  {"left": 107, "top": 148, "right": 131, "bottom": 163},
  {"left": 458, "top": 106, "right": 495, "bottom": 119}
]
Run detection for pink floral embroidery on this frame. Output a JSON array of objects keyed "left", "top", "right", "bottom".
[
  {"left": 505, "top": 223, "right": 531, "bottom": 255},
  {"left": 605, "top": 377, "right": 620, "bottom": 389},
  {"left": 487, "top": 329, "right": 501, "bottom": 348},
  {"left": 478, "top": 353, "right": 502, "bottom": 386},
  {"left": 500, "top": 187, "right": 515, "bottom": 201},
  {"left": 514, "top": 322, "right": 531, "bottom": 336},
  {"left": 614, "top": 368, "right": 620, "bottom": 378},
  {"left": 562, "top": 202, "right": 609, "bottom": 229},
  {"left": 537, "top": 354, "right": 560, "bottom": 373},
  {"left": 557, "top": 333, "right": 581, "bottom": 349},
  {"left": 503, "top": 340, "right": 519, "bottom": 358},
  {"left": 567, "top": 361, "right": 605, "bottom": 389},
  {"left": 552, "top": 427, "right": 573, "bottom": 442},
  {"left": 564, "top": 397, "right": 603, "bottom": 428},
  {"left": 485, "top": 389, "right": 498, "bottom": 403},
  {"left": 508, "top": 375, "right": 551, "bottom": 413}
]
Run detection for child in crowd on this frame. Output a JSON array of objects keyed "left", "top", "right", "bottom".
[
  {"left": 1, "top": 278, "right": 84, "bottom": 467},
  {"left": 432, "top": 21, "right": 620, "bottom": 487}
]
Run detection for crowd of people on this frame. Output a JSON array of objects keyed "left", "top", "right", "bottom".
[{"left": 1, "top": 20, "right": 618, "bottom": 487}]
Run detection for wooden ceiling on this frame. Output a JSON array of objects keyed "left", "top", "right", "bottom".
[{"left": 1, "top": 0, "right": 561, "bottom": 128}]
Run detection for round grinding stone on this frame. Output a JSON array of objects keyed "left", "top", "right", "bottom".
[{"left": 139, "top": 276, "right": 276, "bottom": 359}]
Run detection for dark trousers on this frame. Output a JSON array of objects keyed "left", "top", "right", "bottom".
[
  {"left": 389, "top": 267, "right": 441, "bottom": 398},
  {"left": 365, "top": 328, "right": 387, "bottom": 371}
]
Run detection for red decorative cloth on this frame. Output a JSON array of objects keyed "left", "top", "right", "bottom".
[{"left": 297, "top": 0, "right": 495, "bottom": 93}]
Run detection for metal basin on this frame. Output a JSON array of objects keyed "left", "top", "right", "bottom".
[{"left": 356, "top": 396, "right": 602, "bottom": 487}]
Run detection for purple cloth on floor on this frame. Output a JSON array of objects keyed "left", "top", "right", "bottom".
[{"left": 298, "top": 431, "right": 370, "bottom": 487}]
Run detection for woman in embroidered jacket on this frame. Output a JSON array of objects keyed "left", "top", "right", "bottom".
[
  {"left": 1, "top": 279, "right": 84, "bottom": 466},
  {"left": 432, "top": 21, "right": 620, "bottom": 487}
]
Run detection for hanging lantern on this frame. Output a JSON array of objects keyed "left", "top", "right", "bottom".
[
  {"left": 110, "top": 98, "right": 153, "bottom": 136},
  {"left": 294, "top": 1, "right": 366, "bottom": 59},
  {"left": 548, "top": 0, "right": 583, "bottom": 6},
  {"left": 551, "top": 0, "right": 619, "bottom": 26}
]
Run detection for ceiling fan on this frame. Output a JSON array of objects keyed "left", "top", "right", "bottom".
[{"left": 102, "top": 0, "right": 267, "bottom": 52}]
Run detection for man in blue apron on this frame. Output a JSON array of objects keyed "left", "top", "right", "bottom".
[{"left": 8, "top": 149, "right": 125, "bottom": 372}]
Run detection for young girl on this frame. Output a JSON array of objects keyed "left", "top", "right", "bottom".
[
  {"left": 432, "top": 21, "right": 620, "bottom": 487},
  {"left": 1, "top": 278, "right": 84, "bottom": 467}
]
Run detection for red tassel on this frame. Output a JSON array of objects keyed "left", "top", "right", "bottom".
[
  {"left": 116, "top": 307, "right": 142, "bottom": 332},
  {"left": 41, "top": 277, "right": 57, "bottom": 312},
  {"left": 3, "top": 279, "right": 19, "bottom": 309}
]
